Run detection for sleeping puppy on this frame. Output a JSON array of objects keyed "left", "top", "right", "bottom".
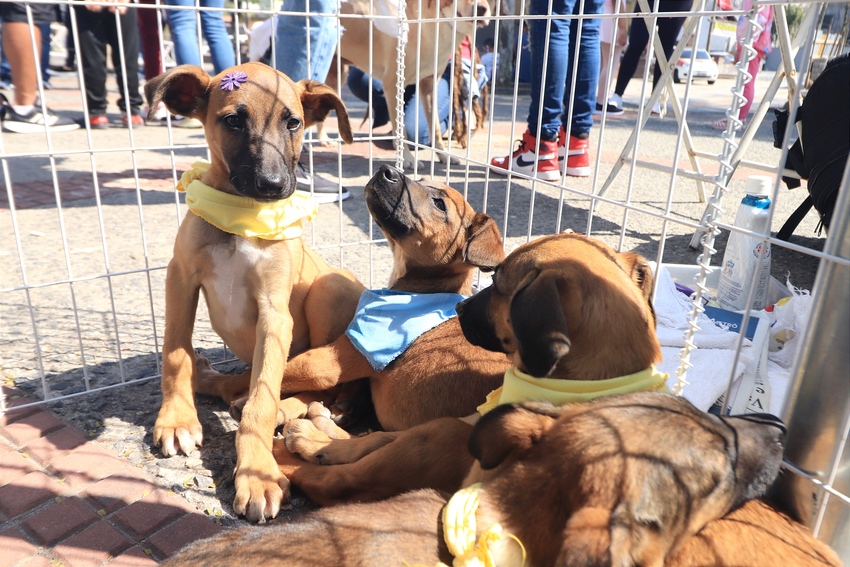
[{"left": 163, "top": 393, "right": 798, "bottom": 567}]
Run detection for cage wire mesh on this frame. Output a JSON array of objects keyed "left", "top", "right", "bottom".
[{"left": 0, "top": 0, "right": 847, "bottom": 553}]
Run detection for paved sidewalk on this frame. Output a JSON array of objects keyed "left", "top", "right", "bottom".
[{"left": 0, "top": 387, "right": 223, "bottom": 567}]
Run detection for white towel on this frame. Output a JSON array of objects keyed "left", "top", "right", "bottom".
[{"left": 654, "top": 267, "right": 752, "bottom": 411}]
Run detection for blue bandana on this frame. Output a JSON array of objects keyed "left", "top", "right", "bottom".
[{"left": 345, "top": 289, "right": 468, "bottom": 371}]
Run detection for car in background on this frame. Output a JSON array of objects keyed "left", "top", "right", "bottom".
[{"left": 674, "top": 48, "right": 719, "bottom": 84}]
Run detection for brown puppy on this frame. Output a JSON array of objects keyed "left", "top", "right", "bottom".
[
  {"left": 199, "top": 165, "right": 510, "bottom": 431},
  {"left": 276, "top": 233, "right": 665, "bottom": 502},
  {"left": 164, "top": 393, "right": 796, "bottom": 567},
  {"left": 320, "top": 0, "right": 492, "bottom": 168},
  {"left": 145, "top": 62, "right": 361, "bottom": 523},
  {"left": 273, "top": 165, "right": 509, "bottom": 434}
]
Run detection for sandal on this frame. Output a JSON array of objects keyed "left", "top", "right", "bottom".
[{"left": 711, "top": 117, "right": 728, "bottom": 130}]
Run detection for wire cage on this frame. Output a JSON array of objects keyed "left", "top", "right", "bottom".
[{"left": 0, "top": 0, "right": 847, "bottom": 558}]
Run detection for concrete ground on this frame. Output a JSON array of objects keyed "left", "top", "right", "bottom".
[{"left": 0, "top": 63, "right": 829, "bottom": 565}]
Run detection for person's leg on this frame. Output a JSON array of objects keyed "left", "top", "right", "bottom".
[
  {"left": 613, "top": 1, "right": 647, "bottom": 97},
  {"left": 165, "top": 0, "right": 202, "bottom": 67},
  {"left": 2, "top": 21, "right": 42, "bottom": 106},
  {"left": 137, "top": 0, "right": 163, "bottom": 80},
  {"left": 562, "top": 0, "right": 601, "bottom": 137},
  {"left": 526, "top": 0, "right": 572, "bottom": 141},
  {"left": 199, "top": 0, "right": 235, "bottom": 74},
  {"left": 738, "top": 54, "right": 760, "bottom": 122},
  {"left": 273, "top": 0, "right": 338, "bottom": 82},
  {"left": 38, "top": 22, "right": 51, "bottom": 84},
  {"left": 596, "top": 40, "right": 612, "bottom": 105},
  {"left": 652, "top": 0, "right": 687, "bottom": 90},
  {"left": 74, "top": 7, "right": 110, "bottom": 116},
  {"left": 346, "top": 67, "right": 391, "bottom": 129},
  {"left": 112, "top": 7, "right": 143, "bottom": 116}
]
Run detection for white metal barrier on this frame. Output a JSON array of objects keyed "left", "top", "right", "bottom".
[{"left": 0, "top": 0, "right": 847, "bottom": 556}]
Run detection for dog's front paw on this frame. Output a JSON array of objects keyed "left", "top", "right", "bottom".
[
  {"left": 437, "top": 151, "right": 461, "bottom": 165},
  {"left": 154, "top": 403, "right": 203, "bottom": 457},
  {"left": 283, "top": 418, "right": 336, "bottom": 464},
  {"left": 233, "top": 454, "right": 290, "bottom": 523}
]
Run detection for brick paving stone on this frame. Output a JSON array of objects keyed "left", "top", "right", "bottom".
[
  {"left": 111, "top": 489, "right": 194, "bottom": 540},
  {"left": 48, "top": 445, "right": 127, "bottom": 489},
  {"left": 147, "top": 513, "right": 223, "bottom": 558},
  {"left": 23, "top": 496, "right": 100, "bottom": 546},
  {"left": 0, "top": 526, "right": 37, "bottom": 567},
  {"left": 0, "top": 471, "right": 64, "bottom": 517},
  {"left": 107, "top": 546, "right": 159, "bottom": 567},
  {"left": 1, "top": 411, "right": 66, "bottom": 446},
  {"left": 83, "top": 466, "right": 156, "bottom": 514},
  {"left": 23, "top": 426, "right": 88, "bottom": 466},
  {"left": 18, "top": 556, "right": 52, "bottom": 567},
  {"left": 53, "top": 521, "right": 133, "bottom": 567},
  {"left": 0, "top": 439, "right": 15, "bottom": 459},
  {"left": 0, "top": 450, "right": 39, "bottom": 488}
]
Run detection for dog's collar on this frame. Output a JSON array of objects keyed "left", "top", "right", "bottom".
[
  {"left": 440, "top": 483, "right": 527, "bottom": 567},
  {"left": 176, "top": 160, "right": 317, "bottom": 240},
  {"left": 344, "top": 289, "right": 468, "bottom": 371},
  {"left": 477, "top": 365, "right": 670, "bottom": 415}
]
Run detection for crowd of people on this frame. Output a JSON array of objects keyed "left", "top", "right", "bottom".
[{"left": 1, "top": 1, "right": 770, "bottom": 186}]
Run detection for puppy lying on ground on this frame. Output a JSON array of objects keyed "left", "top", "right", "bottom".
[
  {"left": 145, "top": 62, "right": 360, "bottom": 522},
  {"left": 277, "top": 233, "right": 667, "bottom": 500},
  {"left": 164, "top": 393, "right": 800, "bottom": 567},
  {"left": 198, "top": 165, "right": 511, "bottom": 432}
]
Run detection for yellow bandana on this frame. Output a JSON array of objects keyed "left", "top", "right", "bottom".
[
  {"left": 477, "top": 365, "right": 670, "bottom": 415},
  {"left": 176, "top": 160, "right": 318, "bottom": 240},
  {"left": 440, "top": 483, "right": 526, "bottom": 567}
]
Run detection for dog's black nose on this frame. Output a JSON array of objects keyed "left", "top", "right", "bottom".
[
  {"left": 476, "top": 3, "right": 488, "bottom": 17},
  {"left": 380, "top": 165, "right": 402, "bottom": 184},
  {"left": 455, "top": 296, "right": 470, "bottom": 316},
  {"left": 255, "top": 172, "right": 285, "bottom": 198}
]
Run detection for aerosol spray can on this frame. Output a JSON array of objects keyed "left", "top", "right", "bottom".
[{"left": 717, "top": 175, "right": 773, "bottom": 311}]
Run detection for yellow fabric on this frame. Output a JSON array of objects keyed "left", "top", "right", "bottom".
[
  {"left": 477, "top": 365, "right": 670, "bottom": 415},
  {"left": 438, "top": 483, "right": 526, "bottom": 567},
  {"left": 176, "top": 160, "right": 318, "bottom": 240}
]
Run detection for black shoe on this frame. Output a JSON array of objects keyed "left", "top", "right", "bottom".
[
  {"left": 295, "top": 160, "right": 350, "bottom": 204},
  {"left": 0, "top": 98, "right": 79, "bottom": 133},
  {"left": 593, "top": 102, "right": 624, "bottom": 116}
]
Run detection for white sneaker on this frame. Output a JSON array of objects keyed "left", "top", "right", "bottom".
[{"left": 609, "top": 93, "right": 624, "bottom": 112}]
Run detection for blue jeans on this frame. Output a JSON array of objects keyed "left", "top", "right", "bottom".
[
  {"left": 346, "top": 66, "right": 451, "bottom": 146},
  {"left": 526, "top": 0, "right": 603, "bottom": 140},
  {"left": 165, "top": 0, "right": 235, "bottom": 74},
  {"left": 273, "top": 0, "right": 338, "bottom": 82}
]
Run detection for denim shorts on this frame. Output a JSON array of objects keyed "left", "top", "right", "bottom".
[{"left": 0, "top": 2, "right": 56, "bottom": 24}]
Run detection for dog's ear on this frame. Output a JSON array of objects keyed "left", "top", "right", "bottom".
[
  {"left": 468, "top": 402, "right": 560, "bottom": 469},
  {"left": 144, "top": 65, "right": 211, "bottom": 121},
  {"left": 462, "top": 213, "right": 504, "bottom": 271},
  {"left": 510, "top": 271, "right": 571, "bottom": 377},
  {"left": 297, "top": 80, "right": 354, "bottom": 145},
  {"left": 621, "top": 252, "right": 656, "bottom": 327}
]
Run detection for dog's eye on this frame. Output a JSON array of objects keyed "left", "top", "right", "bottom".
[
  {"left": 432, "top": 198, "right": 447, "bottom": 212},
  {"left": 287, "top": 118, "right": 302, "bottom": 131},
  {"left": 224, "top": 114, "right": 242, "bottom": 129}
]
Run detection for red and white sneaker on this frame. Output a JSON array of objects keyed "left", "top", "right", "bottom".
[
  {"left": 491, "top": 129, "right": 560, "bottom": 181},
  {"left": 557, "top": 127, "right": 591, "bottom": 177}
]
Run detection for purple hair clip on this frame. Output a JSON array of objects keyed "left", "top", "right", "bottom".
[{"left": 221, "top": 70, "right": 248, "bottom": 91}]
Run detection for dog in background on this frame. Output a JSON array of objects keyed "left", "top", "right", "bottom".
[
  {"left": 320, "top": 0, "right": 493, "bottom": 169},
  {"left": 145, "top": 62, "right": 360, "bottom": 523},
  {"left": 452, "top": 40, "right": 489, "bottom": 149},
  {"left": 164, "top": 393, "right": 803, "bottom": 567}
]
